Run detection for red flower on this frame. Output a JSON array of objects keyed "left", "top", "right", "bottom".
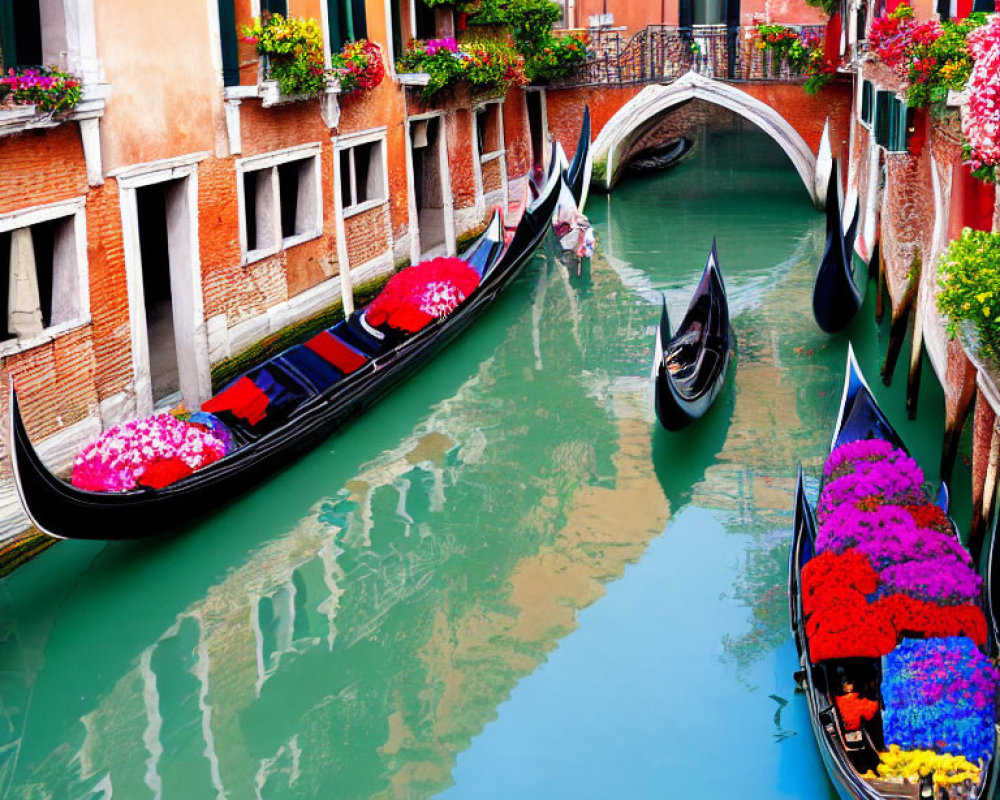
[{"left": 365, "top": 257, "right": 481, "bottom": 333}]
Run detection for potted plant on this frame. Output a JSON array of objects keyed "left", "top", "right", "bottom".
[{"left": 241, "top": 13, "right": 328, "bottom": 97}]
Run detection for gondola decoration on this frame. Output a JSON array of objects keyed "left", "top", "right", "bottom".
[
  {"left": 653, "top": 240, "right": 736, "bottom": 432},
  {"left": 10, "top": 149, "right": 565, "bottom": 541},
  {"left": 790, "top": 345, "right": 1000, "bottom": 800}
]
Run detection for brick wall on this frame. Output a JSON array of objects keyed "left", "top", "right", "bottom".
[{"left": 345, "top": 204, "right": 392, "bottom": 266}]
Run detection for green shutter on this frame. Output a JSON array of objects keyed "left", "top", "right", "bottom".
[
  {"left": 890, "top": 98, "right": 912, "bottom": 152},
  {"left": 328, "top": 0, "right": 346, "bottom": 51},
  {"left": 218, "top": 0, "right": 240, "bottom": 86},
  {"left": 349, "top": 0, "right": 367, "bottom": 40},
  {"left": 0, "top": 0, "right": 16, "bottom": 71},
  {"left": 264, "top": 0, "right": 288, "bottom": 16},
  {"left": 874, "top": 90, "right": 892, "bottom": 148},
  {"left": 861, "top": 81, "right": 873, "bottom": 125}
]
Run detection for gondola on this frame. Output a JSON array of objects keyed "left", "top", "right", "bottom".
[
  {"left": 10, "top": 153, "right": 564, "bottom": 541},
  {"left": 564, "top": 104, "right": 592, "bottom": 210},
  {"left": 813, "top": 158, "right": 863, "bottom": 334},
  {"left": 790, "top": 346, "right": 1000, "bottom": 800},
  {"left": 653, "top": 241, "right": 735, "bottom": 431},
  {"left": 626, "top": 137, "right": 694, "bottom": 175}
]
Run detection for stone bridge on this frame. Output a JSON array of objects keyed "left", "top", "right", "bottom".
[{"left": 543, "top": 29, "right": 853, "bottom": 205}]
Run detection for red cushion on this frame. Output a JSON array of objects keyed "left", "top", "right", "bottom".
[
  {"left": 138, "top": 458, "right": 195, "bottom": 489},
  {"left": 305, "top": 331, "right": 367, "bottom": 374},
  {"left": 202, "top": 376, "right": 270, "bottom": 425}
]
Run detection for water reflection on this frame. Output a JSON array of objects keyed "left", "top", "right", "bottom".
[{"left": 0, "top": 125, "right": 967, "bottom": 800}]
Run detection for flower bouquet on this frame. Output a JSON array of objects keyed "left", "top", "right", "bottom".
[
  {"left": 364, "top": 257, "right": 482, "bottom": 333},
  {"left": 0, "top": 67, "right": 82, "bottom": 113},
  {"left": 72, "top": 414, "right": 231, "bottom": 492}
]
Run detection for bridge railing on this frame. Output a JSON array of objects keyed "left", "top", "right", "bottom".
[{"left": 554, "top": 24, "right": 827, "bottom": 88}]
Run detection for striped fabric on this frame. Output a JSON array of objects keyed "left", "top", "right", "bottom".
[{"left": 306, "top": 330, "right": 368, "bottom": 374}]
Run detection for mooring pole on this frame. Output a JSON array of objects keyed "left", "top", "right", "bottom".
[
  {"left": 874, "top": 238, "right": 886, "bottom": 324},
  {"left": 881, "top": 249, "right": 920, "bottom": 386},
  {"left": 905, "top": 296, "right": 924, "bottom": 420},
  {"left": 971, "top": 422, "right": 1000, "bottom": 561},
  {"left": 940, "top": 360, "right": 978, "bottom": 485}
]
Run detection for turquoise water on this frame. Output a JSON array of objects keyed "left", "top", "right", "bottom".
[{"left": 0, "top": 124, "right": 971, "bottom": 799}]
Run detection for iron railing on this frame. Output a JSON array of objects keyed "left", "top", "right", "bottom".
[{"left": 554, "top": 24, "right": 827, "bottom": 88}]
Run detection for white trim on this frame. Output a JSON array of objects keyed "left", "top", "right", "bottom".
[
  {"left": 236, "top": 144, "right": 325, "bottom": 265},
  {"left": 0, "top": 197, "right": 86, "bottom": 232},
  {"left": 404, "top": 111, "right": 455, "bottom": 262},
  {"left": 112, "top": 153, "right": 209, "bottom": 184},
  {"left": 334, "top": 129, "right": 390, "bottom": 217},
  {"left": 334, "top": 125, "right": 389, "bottom": 147}
]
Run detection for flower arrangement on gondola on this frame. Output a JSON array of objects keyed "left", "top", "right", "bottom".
[
  {"left": 363, "top": 256, "right": 482, "bottom": 333},
  {"left": 801, "top": 436, "right": 997, "bottom": 789},
  {"left": 71, "top": 414, "right": 231, "bottom": 492}
]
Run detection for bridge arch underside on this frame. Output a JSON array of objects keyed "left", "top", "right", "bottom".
[{"left": 592, "top": 73, "right": 818, "bottom": 205}]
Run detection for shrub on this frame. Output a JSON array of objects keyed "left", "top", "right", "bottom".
[
  {"left": 937, "top": 228, "right": 1000, "bottom": 361},
  {"left": 241, "top": 13, "right": 327, "bottom": 96}
]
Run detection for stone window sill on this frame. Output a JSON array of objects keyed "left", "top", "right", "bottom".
[
  {"left": 0, "top": 318, "right": 91, "bottom": 359},
  {"left": 0, "top": 82, "right": 109, "bottom": 137},
  {"left": 395, "top": 72, "right": 431, "bottom": 87},
  {"left": 224, "top": 78, "right": 340, "bottom": 108}
]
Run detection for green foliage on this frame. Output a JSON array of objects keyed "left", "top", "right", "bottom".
[
  {"left": 462, "top": 0, "right": 508, "bottom": 24},
  {"left": 0, "top": 67, "right": 82, "bottom": 112},
  {"left": 396, "top": 39, "right": 526, "bottom": 100},
  {"left": 804, "top": 0, "right": 838, "bottom": 15},
  {"left": 501, "top": 0, "right": 562, "bottom": 55},
  {"left": 906, "top": 13, "right": 987, "bottom": 108},
  {"left": 241, "top": 13, "right": 328, "bottom": 96},
  {"left": 937, "top": 228, "right": 1000, "bottom": 361},
  {"left": 524, "top": 32, "right": 589, "bottom": 81},
  {"left": 804, "top": 71, "right": 835, "bottom": 95}
]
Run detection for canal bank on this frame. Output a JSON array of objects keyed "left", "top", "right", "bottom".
[{"left": 0, "top": 125, "right": 973, "bottom": 799}]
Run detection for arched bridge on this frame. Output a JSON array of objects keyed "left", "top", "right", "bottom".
[{"left": 545, "top": 24, "right": 852, "bottom": 204}]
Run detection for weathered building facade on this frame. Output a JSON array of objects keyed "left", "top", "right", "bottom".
[{"left": 0, "top": 0, "right": 548, "bottom": 538}]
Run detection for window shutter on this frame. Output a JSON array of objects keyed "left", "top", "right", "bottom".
[
  {"left": 891, "top": 97, "right": 912, "bottom": 152},
  {"left": 349, "top": 0, "right": 367, "bottom": 40},
  {"left": 874, "top": 90, "right": 892, "bottom": 148},
  {"left": 263, "top": 0, "right": 288, "bottom": 16},
  {"left": 218, "top": 0, "right": 240, "bottom": 86},
  {"left": 0, "top": 0, "right": 15, "bottom": 70},
  {"left": 328, "top": 0, "right": 347, "bottom": 51},
  {"left": 861, "top": 81, "right": 873, "bottom": 125}
]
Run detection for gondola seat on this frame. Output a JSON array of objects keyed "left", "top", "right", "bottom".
[{"left": 329, "top": 310, "right": 391, "bottom": 357}]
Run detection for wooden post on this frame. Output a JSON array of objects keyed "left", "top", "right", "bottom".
[
  {"left": 971, "top": 422, "right": 1000, "bottom": 561},
  {"left": 881, "top": 249, "right": 920, "bottom": 387},
  {"left": 874, "top": 237, "right": 886, "bottom": 324},
  {"left": 941, "top": 385, "right": 977, "bottom": 485},
  {"left": 906, "top": 296, "right": 924, "bottom": 420}
]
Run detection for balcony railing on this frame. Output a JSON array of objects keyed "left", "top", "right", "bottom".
[{"left": 554, "top": 24, "right": 827, "bottom": 88}]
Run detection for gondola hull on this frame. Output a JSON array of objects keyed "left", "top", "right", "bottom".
[
  {"left": 626, "top": 137, "right": 694, "bottom": 174},
  {"left": 813, "top": 159, "right": 863, "bottom": 334},
  {"left": 790, "top": 348, "right": 1000, "bottom": 800},
  {"left": 11, "top": 165, "right": 563, "bottom": 541},
  {"left": 653, "top": 243, "right": 736, "bottom": 431}
]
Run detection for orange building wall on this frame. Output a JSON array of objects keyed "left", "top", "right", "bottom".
[{"left": 96, "top": 0, "right": 222, "bottom": 172}]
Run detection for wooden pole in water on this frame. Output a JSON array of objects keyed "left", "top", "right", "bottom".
[
  {"left": 881, "top": 249, "right": 920, "bottom": 387},
  {"left": 971, "top": 421, "right": 1000, "bottom": 561},
  {"left": 874, "top": 237, "right": 886, "bottom": 324},
  {"left": 906, "top": 292, "right": 924, "bottom": 420}
]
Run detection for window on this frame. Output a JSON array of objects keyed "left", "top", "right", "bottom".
[
  {"left": 0, "top": 199, "right": 87, "bottom": 347},
  {"left": 873, "top": 90, "right": 910, "bottom": 152},
  {"left": 860, "top": 80, "right": 874, "bottom": 126},
  {"left": 337, "top": 135, "right": 387, "bottom": 216},
  {"left": 0, "top": 0, "right": 42, "bottom": 70},
  {"left": 327, "top": 0, "right": 367, "bottom": 53},
  {"left": 237, "top": 146, "right": 323, "bottom": 263},
  {"left": 476, "top": 104, "right": 502, "bottom": 158}
]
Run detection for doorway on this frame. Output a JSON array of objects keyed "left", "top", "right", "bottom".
[
  {"left": 120, "top": 161, "right": 210, "bottom": 418},
  {"left": 136, "top": 182, "right": 180, "bottom": 407},
  {"left": 525, "top": 90, "right": 547, "bottom": 185},
  {"left": 408, "top": 115, "right": 453, "bottom": 259}
]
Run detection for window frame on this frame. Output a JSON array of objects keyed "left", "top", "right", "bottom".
[
  {"left": 0, "top": 197, "right": 90, "bottom": 355},
  {"left": 860, "top": 80, "right": 874, "bottom": 127},
  {"left": 236, "top": 143, "right": 324, "bottom": 265},
  {"left": 334, "top": 127, "right": 389, "bottom": 220}
]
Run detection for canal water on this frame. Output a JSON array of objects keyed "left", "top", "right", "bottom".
[{"left": 0, "top": 122, "right": 973, "bottom": 799}]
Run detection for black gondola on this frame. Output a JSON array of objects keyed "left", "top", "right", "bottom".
[
  {"left": 813, "top": 158, "right": 863, "bottom": 334},
  {"left": 626, "top": 137, "right": 694, "bottom": 175},
  {"left": 653, "top": 241, "right": 736, "bottom": 431},
  {"left": 789, "top": 346, "right": 1000, "bottom": 800},
  {"left": 564, "top": 105, "right": 591, "bottom": 209},
  {"left": 10, "top": 155, "right": 564, "bottom": 541}
]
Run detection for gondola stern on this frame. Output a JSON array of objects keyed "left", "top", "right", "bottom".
[{"left": 8, "top": 381, "right": 67, "bottom": 540}]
